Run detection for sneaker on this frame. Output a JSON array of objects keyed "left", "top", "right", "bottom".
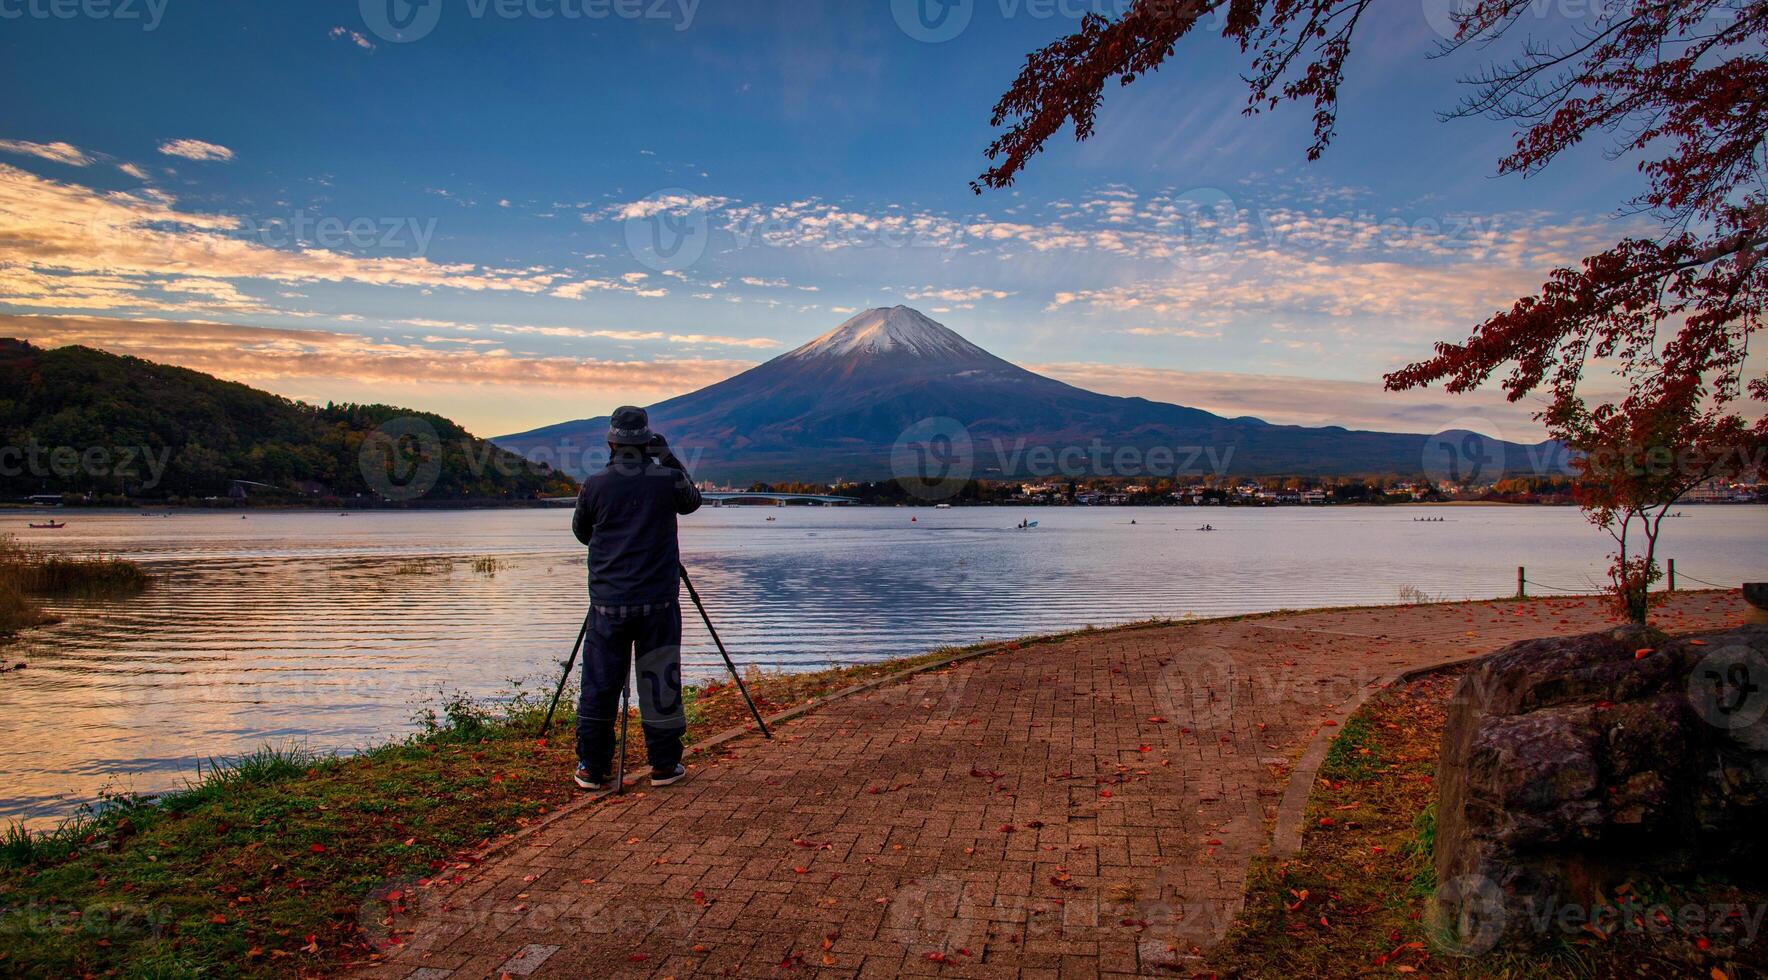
[
  {"left": 573, "top": 764, "right": 607, "bottom": 791},
  {"left": 650, "top": 763, "right": 689, "bottom": 787}
]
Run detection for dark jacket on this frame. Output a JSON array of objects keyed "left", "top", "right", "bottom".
[{"left": 572, "top": 447, "right": 702, "bottom": 606}]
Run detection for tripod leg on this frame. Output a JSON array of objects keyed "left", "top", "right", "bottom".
[
  {"left": 680, "top": 566, "right": 772, "bottom": 739},
  {"left": 538, "top": 610, "right": 592, "bottom": 739},
  {"left": 614, "top": 670, "right": 631, "bottom": 795}
]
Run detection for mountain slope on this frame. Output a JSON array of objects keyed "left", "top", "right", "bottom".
[
  {"left": 496, "top": 307, "right": 1560, "bottom": 483},
  {"left": 0, "top": 339, "right": 576, "bottom": 501}
]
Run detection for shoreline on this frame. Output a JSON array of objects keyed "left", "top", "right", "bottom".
[
  {"left": 0, "top": 591, "right": 1743, "bottom": 977},
  {"left": 9, "top": 499, "right": 1765, "bottom": 513}
]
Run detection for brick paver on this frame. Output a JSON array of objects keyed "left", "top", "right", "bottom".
[{"left": 363, "top": 593, "right": 1746, "bottom": 978}]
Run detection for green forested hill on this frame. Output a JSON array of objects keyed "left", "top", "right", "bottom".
[{"left": 0, "top": 339, "right": 576, "bottom": 502}]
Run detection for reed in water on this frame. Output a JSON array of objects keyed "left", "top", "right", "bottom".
[{"left": 0, "top": 535, "right": 150, "bottom": 639}]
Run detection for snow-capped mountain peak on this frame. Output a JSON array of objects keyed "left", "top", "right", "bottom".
[{"left": 785, "top": 306, "right": 992, "bottom": 361}]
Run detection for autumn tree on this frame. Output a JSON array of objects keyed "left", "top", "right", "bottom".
[{"left": 978, "top": 0, "right": 1767, "bottom": 621}]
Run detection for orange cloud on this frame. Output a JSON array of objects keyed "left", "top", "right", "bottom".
[
  {"left": 0, "top": 163, "right": 563, "bottom": 317},
  {"left": 0, "top": 314, "right": 754, "bottom": 395}
]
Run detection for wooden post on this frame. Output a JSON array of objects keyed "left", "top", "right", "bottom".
[
  {"left": 1517, "top": 566, "right": 1526, "bottom": 599},
  {"left": 1667, "top": 558, "right": 1676, "bottom": 592}
]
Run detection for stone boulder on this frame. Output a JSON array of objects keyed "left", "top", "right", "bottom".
[{"left": 1431, "top": 622, "right": 1768, "bottom": 953}]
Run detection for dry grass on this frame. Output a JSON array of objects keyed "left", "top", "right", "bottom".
[
  {"left": 1209, "top": 670, "right": 1767, "bottom": 978},
  {"left": 390, "top": 557, "right": 452, "bottom": 576},
  {"left": 0, "top": 535, "right": 149, "bottom": 640},
  {"left": 470, "top": 556, "right": 504, "bottom": 576}
]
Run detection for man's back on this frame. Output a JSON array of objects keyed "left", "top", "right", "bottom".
[{"left": 573, "top": 451, "right": 702, "bottom": 607}]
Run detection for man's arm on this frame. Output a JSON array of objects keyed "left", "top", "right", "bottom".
[
  {"left": 571, "top": 480, "right": 594, "bottom": 546},
  {"left": 649, "top": 434, "right": 702, "bottom": 515}
]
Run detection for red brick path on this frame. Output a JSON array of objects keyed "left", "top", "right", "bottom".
[{"left": 363, "top": 593, "right": 1745, "bottom": 979}]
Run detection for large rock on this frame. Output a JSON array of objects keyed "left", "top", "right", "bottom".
[{"left": 1432, "top": 623, "right": 1768, "bottom": 953}]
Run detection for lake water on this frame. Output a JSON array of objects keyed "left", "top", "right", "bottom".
[{"left": 3, "top": 504, "right": 1764, "bottom": 827}]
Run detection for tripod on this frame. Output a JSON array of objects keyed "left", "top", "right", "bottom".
[{"left": 537, "top": 564, "right": 772, "bottom": 793}]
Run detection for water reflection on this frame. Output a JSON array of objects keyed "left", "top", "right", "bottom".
[{"left": 1, "top": 505, "right": 1762, "bottom": 826}]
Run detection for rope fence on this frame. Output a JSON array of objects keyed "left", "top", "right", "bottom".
[
  {"left": 1522, "top": 577, "right": 1603, "bottom": 595},
  {"left": 1513, "top": 560, "right": 1742, "bottom": 598}
]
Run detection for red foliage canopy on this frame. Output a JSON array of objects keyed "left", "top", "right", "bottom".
[{"left": 979, "top": 0, "right": 1766, "bottom": 453}]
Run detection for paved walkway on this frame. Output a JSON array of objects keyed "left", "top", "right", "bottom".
[{"left": 365, "top": 593, "right": 1746, "bottom": 979}]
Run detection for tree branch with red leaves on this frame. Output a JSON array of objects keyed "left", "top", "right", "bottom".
[{"left": 980, "top": 0, "right": 1766, "bottom": 621}]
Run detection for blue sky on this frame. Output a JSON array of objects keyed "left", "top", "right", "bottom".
[{"left": 0, "top": 0, "right": 1665, "bottom": 437}]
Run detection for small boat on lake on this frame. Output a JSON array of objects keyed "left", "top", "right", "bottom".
[{"left": 28, "top": 520, "right": 66, "bottom": 529}]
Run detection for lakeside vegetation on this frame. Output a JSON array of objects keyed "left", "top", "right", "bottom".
[
  {"left": 1211, "top": 670, "right": 1766, "bottom": 978},
  {"left": 0, "top": 535, "right": 149, "bottom": 643}
]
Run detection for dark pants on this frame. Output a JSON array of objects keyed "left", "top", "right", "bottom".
[{"left": 576, "top": 603, "right": 686, "bottom": 779}]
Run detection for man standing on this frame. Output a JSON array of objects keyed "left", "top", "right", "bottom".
[{"left": 571, "top": 406, "right": 702, "bottom": 790}]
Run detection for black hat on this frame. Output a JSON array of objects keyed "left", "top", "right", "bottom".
[{"left": 607, "top": 406, "right": 654, "bottom": 446}]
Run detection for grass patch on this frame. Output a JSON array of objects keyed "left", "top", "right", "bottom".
[
  {"left": 389, "top": 558, "right": 451, "bottom": 576},
  {"left": 0, "top": 535, "right": 150, "bottom": 641},
  {"left": 1398, "top": 585, "right": 1450, "bottom": 604},
  {"left": 469, "top": 557, "right": 503, "bottom": 576},
  {"left": 1209, "top": 670, "right": 1767, "bottom": 978},
  {"left": 0, "top": 632, "right": 1039, "bottom": 977},
  {"left": 0, "top": 579, "right": 58, "bottom": 639}
]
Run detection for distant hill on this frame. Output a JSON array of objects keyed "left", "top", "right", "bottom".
[
  {"left": 496, "top": 306, "right": 1567, "bottom": 484},
  {"left": 0, "top": 339, "right": 575, "bottom": 502}
]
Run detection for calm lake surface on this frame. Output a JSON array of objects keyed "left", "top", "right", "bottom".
[{"left": 3, "top": 504, "right": 1764, "bottom": 827}]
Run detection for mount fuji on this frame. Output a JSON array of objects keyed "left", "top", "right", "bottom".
[{"left": 494, "top": 307, "right": 1555, "bottom": 483}]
